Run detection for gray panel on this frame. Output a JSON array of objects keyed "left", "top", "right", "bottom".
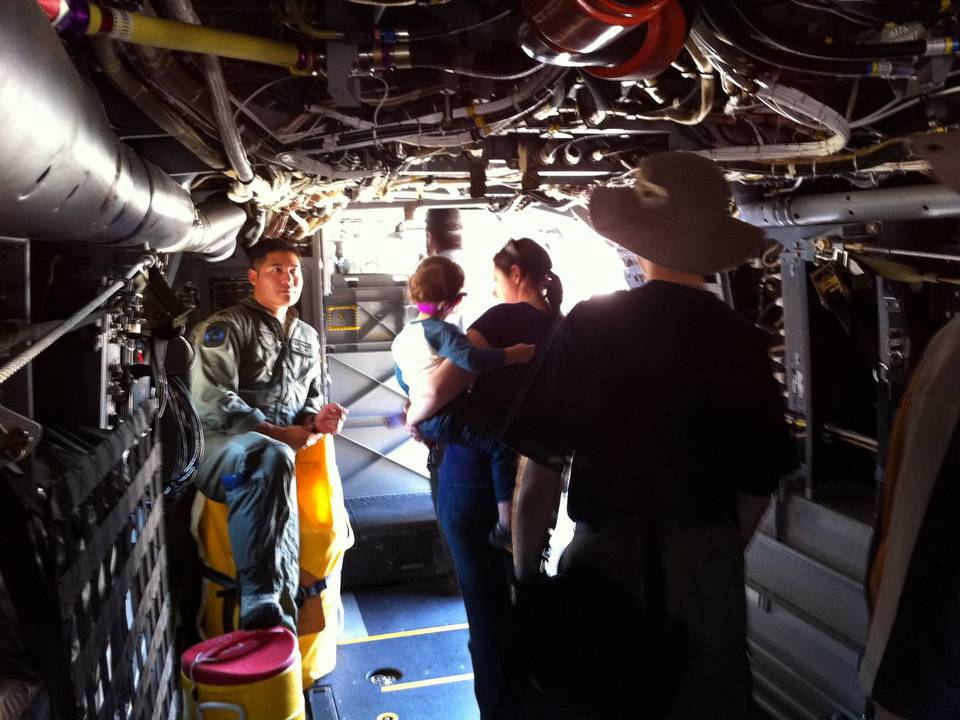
[
  {"left": 759, "top": 494, "right": 873, "bottom": 581},
  {"left": 751, "top": 643, "right": 855, "bottom": 720},
  {"left": 747, "top": 589, "right": 866, "bottom": 718},
  {"left": 746, "top": 533, "right": 869, "bottom": 648},
  {"left": 328, "top": 350, "right": 429, "bottom": 499}
]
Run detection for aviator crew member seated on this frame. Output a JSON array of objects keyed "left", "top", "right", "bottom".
[{"left": 190, "top": 239, "right": 347, "bottom": 632}]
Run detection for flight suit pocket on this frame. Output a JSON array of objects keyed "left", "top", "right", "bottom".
[{"left": 289, "top": 336, "right": 316, "bottom": 381}]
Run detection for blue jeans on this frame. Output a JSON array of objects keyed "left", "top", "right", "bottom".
[
  {"left": 438, "top": 444, "right": 520, "bottom": 720},
  {"left": 420, "top": 402, "right": 518, "bottom": 504}
]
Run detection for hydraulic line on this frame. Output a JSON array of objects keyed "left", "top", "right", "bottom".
[
  {"left": 317, "top": 73, "right": 567, "bottom": 151},
  {"left": 0, "top": 258, "right": 156, "bottom": 387},
  {"left": 90, "top": 38, "right": 226, "bottom": 169},
  {"left": 412, "top": 62, "right": 546, "bottom": 81},
  {"left": 733, "top": 0, "right": 960, "bottom": 63},
  {"left": 42, "top": 0, "right": 317, "bottom": 73},
  {"left": 282, "top": 0, "right": 348, "bottom": 41},
  {"left": 699, "top": 2, "right": 914, "bottom": 78},
  {"left": 164, "top": 0, "right": 254, "bottom": 183},
  {"left": 631, "top": 40, "right": 714, "bottom": 125},
  {"left": 822, "top": 424, "right": 879, "bottom": 454},
  {"left": 302, "top": 67, "right": 565, "bottom": 151}
]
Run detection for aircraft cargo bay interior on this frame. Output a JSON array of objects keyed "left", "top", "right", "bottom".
[{"left": 2, "top": 1, "right": 960, "bottom": 719}]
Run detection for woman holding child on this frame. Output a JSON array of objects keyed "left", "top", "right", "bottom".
[{"left": 404, "top": 238, "right": 563, "bottom": 720}]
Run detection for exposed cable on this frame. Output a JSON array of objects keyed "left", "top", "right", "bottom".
[
  {"left": 413, "top": 62, "right": 546, "bottom": 81},
  {"left": 232, "top": 75, "right": 304, "bottom": 125},
  {"left": 372, "top": 76, "right": 390, "bottom": 148},
  {"left": 409, "top": 8, "right": 512, "bottom": 42},
  {"left": 163, "top": 375, "right": 205, "bottom": 499},
  {"left": 849, "top": 83, "right": 960, "bottom": 129},
  {"left": 164, "top": 0, "right": 254, "bottom": 183},
  {"left": 699, "top": 5, "right": 913, "bottom": 77}
]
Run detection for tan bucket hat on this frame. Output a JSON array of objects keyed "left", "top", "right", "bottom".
[{"left": 590, "top": 152, "right": 764, "bottom": 275}]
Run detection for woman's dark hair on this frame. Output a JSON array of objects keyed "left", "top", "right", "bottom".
[{"left": 493, "top": 238, "right": 564, "bottom": 314}]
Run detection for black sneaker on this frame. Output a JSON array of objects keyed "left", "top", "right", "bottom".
[
  {"left": 239, "top": 600, "right": 284, "bottom": 631},
  {"left": 488, "top": 522, "right": 513, "bottom": 553}
]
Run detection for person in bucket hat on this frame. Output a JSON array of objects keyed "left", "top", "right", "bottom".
[
  {"left": 506, "top": 152, "right": 797, "bottom": 719},
  {"left": 589, "top": 150, "right": 764, "bottom": 275}
]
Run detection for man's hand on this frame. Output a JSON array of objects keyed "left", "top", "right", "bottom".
[
  {"left": 271, "top": 424, "right": 318, "bottom": 451},
  {"left": 313, "top": 402, "right": 348, "bottom": 435}
]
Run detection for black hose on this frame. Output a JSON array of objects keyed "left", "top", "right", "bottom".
[
  {"left": 701, "top": 1, "right": 914, "bottom": 78},
  {"left": 732, "top": 0, "right": 927, "bottom": 61},
  {"left": 297, "top": 73, "right": 564, "bottom": 151},
  {"left": 409, "top": 41, "right": 544, "bottom": 81}
]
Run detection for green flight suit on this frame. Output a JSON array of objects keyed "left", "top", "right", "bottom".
[{"left": 190, "top": 296, "right": 324, "bottom": 631}]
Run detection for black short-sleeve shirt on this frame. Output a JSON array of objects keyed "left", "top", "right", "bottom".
[
  {"left": 505, "top": 281, "right": 797, "bottom": 524},
  {"left": 468, "top": 301, "right": 556, "bottom": 424}
]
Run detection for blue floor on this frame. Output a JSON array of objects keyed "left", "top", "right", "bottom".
[{"left": 311, "top": 577, "right": 480, "bottom": 720}]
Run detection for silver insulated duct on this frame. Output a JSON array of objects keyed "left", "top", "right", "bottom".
[{"left": 0, "top": 0, "right": 242, "bottom": 257}]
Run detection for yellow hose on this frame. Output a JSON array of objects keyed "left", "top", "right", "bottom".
[{"left": 87, "top": 3, "right": 304, "bottom": 72}]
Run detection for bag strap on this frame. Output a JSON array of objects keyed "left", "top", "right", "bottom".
[{"left": 496, "top": 314, "right": 563, "bottom": 440}]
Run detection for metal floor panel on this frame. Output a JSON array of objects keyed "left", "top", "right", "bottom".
[{"left": 318, "top": 579, "right": 476, "bottom": 720}]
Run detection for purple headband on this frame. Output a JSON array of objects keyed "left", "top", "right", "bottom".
[{"left": 416, "top": 292, "right": 466, "bottom": 316}]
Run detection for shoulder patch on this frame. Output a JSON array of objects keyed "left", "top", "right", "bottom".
[{"left": 203, "top": 323, "right": 228, "bottom": 348}]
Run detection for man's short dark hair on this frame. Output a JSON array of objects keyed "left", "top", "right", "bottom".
[
  {"left": 247, "top": 239, "right": 301, "bottom": 269},
  {"left": 426, "top": 208, "right": 463, "bottom": 252}
]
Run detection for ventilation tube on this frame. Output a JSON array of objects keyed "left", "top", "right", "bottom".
[
  {"left": 518, "top": 0, "right": 687, "bottom": 79},
  {"left": 0, "top": 1, "right": 241, "bottom": 259}
]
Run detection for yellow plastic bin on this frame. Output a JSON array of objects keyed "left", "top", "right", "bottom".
[{"left": 181, "top": 627, "right": 305, "bottom": 720}]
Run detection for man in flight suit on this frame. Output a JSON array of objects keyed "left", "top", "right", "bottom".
[{"left": 190, "top": 238, "right": 346, "bottom": 631}]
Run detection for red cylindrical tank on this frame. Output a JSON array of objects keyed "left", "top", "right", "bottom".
[
  {"left": 587, "top": 0, "right": 687, "bottom": 80},
  {"left": 523, "top": 0, "right": 671, "bottom": 55}
]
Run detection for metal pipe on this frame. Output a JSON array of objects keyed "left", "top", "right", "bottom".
[
  {"left": 42, "top": 0, "right": 311, "bottom": 73},
  {"left": 0, "top": 311, "right": 112, "bottom": 356},
  {"left": 163, "top": 0, "right": 254, "bottom": 183},
  {"left": 0, "top": 2, "right": 241, "bottom": 257},
  {"left": 842, "top": 244, "right": 960, "bottom": 263},
  {"left": 0, "top": 258, "right": 155, "bottom": 386},
  {"left": 739, "top": 185, "right": 960, "bottom": 228},
  {"left": 822, "top": 423, "right": 879, "bottom": 454},
  {"left": 190, "top": 197, "right": 248, "bottom": 260}
]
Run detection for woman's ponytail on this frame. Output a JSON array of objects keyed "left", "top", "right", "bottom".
[{"left": 543, "top": 270, "right": 564, "bottom": 316}]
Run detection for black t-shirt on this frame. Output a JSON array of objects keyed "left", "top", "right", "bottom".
[
  {"left": 505, "top": 281, "right": 797, "bottom": 524},
  {"left": 468, "top": 302, "right": 556, "bottom": 425}
]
